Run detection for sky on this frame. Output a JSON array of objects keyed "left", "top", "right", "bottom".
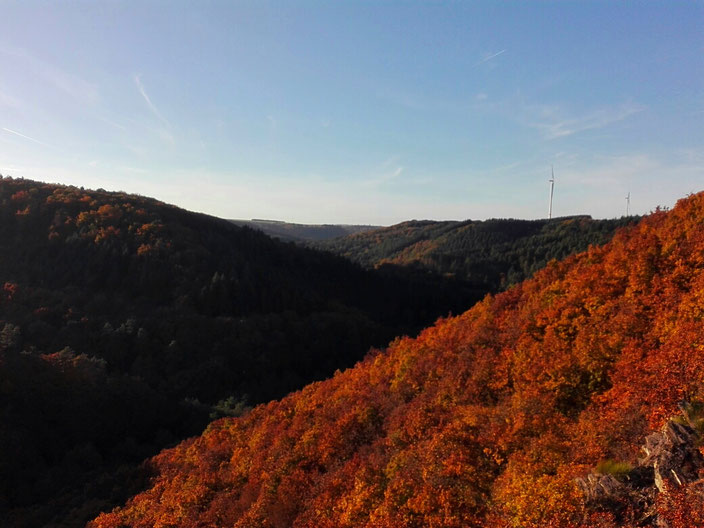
[{"left": 0, "top": 1, "right": 702, "bottom": 225}]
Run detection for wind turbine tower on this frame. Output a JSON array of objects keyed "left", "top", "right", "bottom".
[
  {"left": 548, "top": 166, "right": 555, "bottom": 220},
  {"left": 626, "top": 192, "right": 631, "bottom": 216}
]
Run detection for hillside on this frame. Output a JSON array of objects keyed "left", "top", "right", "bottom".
[
  {"left": 231, "top": 219, "right": 379, "bottom": 243},
  {"left": 0, "top": 177, "right": 475, "bottom": 527},
  {"left": 93, "top": 194, "right": 704, "bottom": 528},
  {"left": 0, "top": 177, "right": 442, "bottom": 406},
  {"left": 315, "top": 216, "right": 636, "bottom": 290}
]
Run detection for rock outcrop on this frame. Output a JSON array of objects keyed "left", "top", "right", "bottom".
[{"left": 577, "top": 410, "right": 704, "bottom": 527}]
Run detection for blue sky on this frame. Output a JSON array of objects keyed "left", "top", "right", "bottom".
[{"left": 0, "top": 2, "right": 702, "bottom": 224}]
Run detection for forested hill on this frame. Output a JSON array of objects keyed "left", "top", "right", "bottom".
[
  {"left": 315, "top": 216, "right": 636, "bottom": 290},
  {"left": 0, "top": 176, "right": 472, "bottom": 406},
  {"left": 94, "top": 193, "right": 704, "bottom": 528},
  {"left": 231, "top": 218, "right": 379, "bottom": 242},
  {"left": 0, "top": 176, "right": 474, "bottom": 527}
]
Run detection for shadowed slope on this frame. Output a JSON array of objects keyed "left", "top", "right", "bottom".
[
  {"left": 0, "top": 176, "right": 474, "bottom": 527},
  {"left": 231, "top": 219, "right": 379, "bottom": 242}
]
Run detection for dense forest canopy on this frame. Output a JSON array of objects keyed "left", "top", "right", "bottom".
[
  {"left": 315, "top": 215, "right": 637, "bottom": 291},
  {"left": 0, "top": 176, "right": 637, "bottom": 527},
  {"left": 92, "top": 193, "right": 704, "bottom": 528},
  {"left": 0, "top": 176, "right": 471, "bottom": 527}
]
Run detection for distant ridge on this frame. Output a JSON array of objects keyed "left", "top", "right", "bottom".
[
  {"left": 231, "top": 218, "right": 380, "bottom": 242},
  {"left": 315, "top": 214, "right": 637, "bottom": 290}
]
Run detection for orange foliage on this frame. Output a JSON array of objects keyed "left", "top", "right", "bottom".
[
  {"left": 3, "top": 181, "right": 176, "bottom": 253},
  {"left": 91, "top": 193, "right": 704, "bottom": 527},
  {"left": 137, "top": 243, "right": 155, "bottom": 256},
  {"left": 656, "top": 481, "right": 704, "bottom": 527},
  {"left": 3, "top": 281, "right": 18, "bottom": 301},
  {"left": 10, "top": 190, "right": 29, "bottom": 203},
  {"left": 96, "top": 203, "right": 123, "bottom": 222}
]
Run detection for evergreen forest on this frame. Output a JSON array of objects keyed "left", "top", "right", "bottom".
[{"left": 315, "top": 215, "right": 637, "bottom": 291}]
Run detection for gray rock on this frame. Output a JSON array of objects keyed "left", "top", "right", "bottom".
[{"left": 577, "top": 406, "right": 704, "bottom": 527}]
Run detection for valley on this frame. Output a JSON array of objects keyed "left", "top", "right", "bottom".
[{"left": 0, "top": 177, "right": 634, "bottom": 527}]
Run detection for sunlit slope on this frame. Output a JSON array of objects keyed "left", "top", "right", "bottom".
[{"left": 92, "top": 195, "right": 704, "bottom": 527}]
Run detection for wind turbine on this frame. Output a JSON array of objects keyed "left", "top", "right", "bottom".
[
  {"left": 626, "top": 192, "right": 631, "bottom": 216},
  {"left": 548, "top": 166, "right": 555, "bottom": 219}
]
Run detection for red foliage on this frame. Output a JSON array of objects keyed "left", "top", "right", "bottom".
[
  {"left": 656, "top": 481, "right": 704, "bottom": 528},
  {"left": 3, "top": 281, "right": 18, "bottom": 301},
  {"left": 90, "top": 192, "right": 704, "bottom": 527},
  {"left": 10, "top": 190, "right": 29, "bottom": 203}
]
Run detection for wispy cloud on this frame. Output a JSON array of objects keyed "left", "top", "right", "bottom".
[
  {"left": 474, "top": 49, "right": 507, "bottom": 67},
  {"left": 362, "top": 156, "right": 405, "bottom": 188},
  {"left": 541, "top": 151, "right": 704, "bottom": 218},
  {"left": 563, "top": 153, "right": 656, "bottom": 187},
  {"left": 134, "top": 74, "right": 170, "bottom": 126},
  {"left": 132, "top": 74, "right": 175, "bottom": 145},
  {"left": 526, "top": 101, "right": 644, "bottom": 140},
  {"left": 0, "top": 46, "right": 99, "bottom": 104},
  {"left": 379, "top": 155, "right": 399, "bottom": 169},
  {"left": 98, "top": 116, "right": 127, "bottom": 131},
  {"left": 2, "top": 127, "right": 53, "bottom": 148}
]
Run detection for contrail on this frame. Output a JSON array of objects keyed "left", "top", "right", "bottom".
[
  {"left": 2, "top": 127, "right": 51, "bottom": 147},
  {"left": 475, "top": 49, "right": 507, "bottom": 66},
  {"left": 134, "top": 74, "right": 169, "bottom": 126}
]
